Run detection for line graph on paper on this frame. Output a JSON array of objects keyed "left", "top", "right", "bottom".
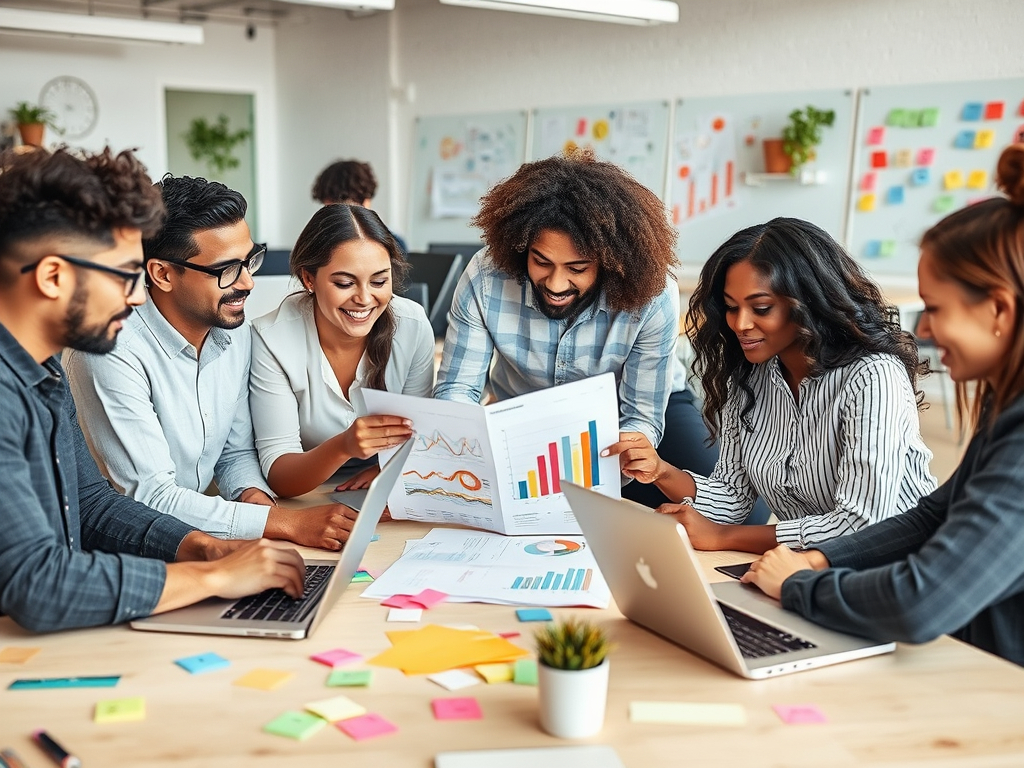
[
  {"left": 412, "top": 430, "right": 484, "bottom": 460},
  {"left": 402, "top": 429, "right": 493, "bottom": 508}
]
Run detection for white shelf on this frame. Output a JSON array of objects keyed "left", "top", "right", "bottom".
[{"left": 741, "top": 169, "right": 826, "bottom": 187}]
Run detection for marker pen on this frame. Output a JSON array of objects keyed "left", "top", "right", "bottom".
[{"left": 32, "top": 730, "right": 81, "bottom": 768}]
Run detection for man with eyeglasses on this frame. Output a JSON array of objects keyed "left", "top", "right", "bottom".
[
  {"left": 0, "top": 146, "right": 307, "bottom": 632},
  {"left": 65, "top": 174, "right": 360, "bottom": 550}
]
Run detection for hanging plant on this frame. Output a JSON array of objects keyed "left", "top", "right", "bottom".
[{"left": 183, "top": 114, "right": 251, "bottom": 175}]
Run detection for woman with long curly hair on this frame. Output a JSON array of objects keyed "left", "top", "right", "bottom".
[
  {"left": 612, "top": 217, "right": 936, "bottom": 554},
  {"left": 742, "top": 144, "right": 1024, "bottom": 667}
]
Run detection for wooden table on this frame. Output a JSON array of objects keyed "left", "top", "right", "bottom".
[{"left": 2, "top": 518, "right": 1023, "bottom": 767}]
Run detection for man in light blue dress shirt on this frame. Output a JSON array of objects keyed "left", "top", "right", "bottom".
[{"left": 65, "top": 175, "right": 359, "bottom": 550}]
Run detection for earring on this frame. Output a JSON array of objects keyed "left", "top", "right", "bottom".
[
  {"left": 995, "top": 329, "right": 1002, "bottom": 337},
  {"left": 306, "top": 287, "right": 314, "bottom": 295}
]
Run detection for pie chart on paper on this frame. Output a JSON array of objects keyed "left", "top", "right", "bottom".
[{"left": 524, "top": 539, "right": 584, "bottom": 556}]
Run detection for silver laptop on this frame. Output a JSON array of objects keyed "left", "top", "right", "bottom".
[
  {"left": 562, "top": 483, "right": 895, "bottom": 679},
  {"left": 131, "top": 440, "right": 413, "bottom": 640}
]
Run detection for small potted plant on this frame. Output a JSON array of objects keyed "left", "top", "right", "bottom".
[
  {"left": 9, "top": 101, "right": 58, "bottom": 147},
  {"left": 762, "top": 105, "right": 835, "bottom": 175},
  {"left": 183, "top": 114, "right": 252, "bottom": 177},
  {"left": 535, "top": 617, "right": 615, "bottom": 738}
]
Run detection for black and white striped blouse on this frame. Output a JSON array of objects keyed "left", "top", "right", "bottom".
[{"left": 690, "top": 353, "right": 937, "bottom": 549}]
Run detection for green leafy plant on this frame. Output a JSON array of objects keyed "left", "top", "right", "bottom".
[
  {"left": 782, "top": 105, "right": 835, "bottom": 175},
  {"left": 535, "top": 617, "right": 615, "bottom": 671},
  {"left": 183, "top": 114, "right": 251, "bottom": 175},
  {"left": 9, "top": 101, "right": 58, "bottom": 130}
]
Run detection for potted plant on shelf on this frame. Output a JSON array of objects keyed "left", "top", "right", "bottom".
[
  {"left": 762, "top": 105, "right": 835, "bottom": 175},
  {"left": 535, "top": 617, "right": 615, "bottom": 739},
  {"left": 183, "top": 114, "right": 252, "bottom": 177},
  {"left": 9, "top": 101, "right": 58, "bottom": 147}
]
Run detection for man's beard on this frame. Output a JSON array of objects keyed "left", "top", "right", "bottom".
[
  {"left": 63, "top": 282, "right": 132, "bottom": 355},
  {"left": 530, "top": 280, "right": 600, "bottom": 322},
  {"left": 212, "top": 289, "right": 251, "bottom": 329}
]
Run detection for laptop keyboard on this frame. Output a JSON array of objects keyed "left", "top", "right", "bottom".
[
  {"left": 718, "top": 603, "right": 818, "bottom": 659},
  {"left": 221, "top": 564, "right": 335, "bottom": 624}
]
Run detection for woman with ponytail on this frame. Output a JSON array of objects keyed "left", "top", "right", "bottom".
[
  {"left": 742, "top": 144, "right": 1024, "bottom": 666},
  {"left": 249, "top": 204, "right": 434, "bottom": 498}
]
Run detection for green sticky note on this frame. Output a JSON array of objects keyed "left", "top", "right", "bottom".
[
  {"left": 513, "top": 659, "right": 538, "bottom": 686},
  {"left": 919, "top": 107, "right": 940, "bottom": 127},
  {"left": 351, "top": 571, "right": 374, "bottom": 583},
  {"left": 95, "top": 696, "right": 145, "bottom": 723},
  {"left": 933, "top": 194, "right": 957, "bottom": 213},
  {"left": 263, "top": 710, "right": 327, "bottom": 740},
  {"left": 903, "top": 109, "right": 921, "bottom": 128},
  {"left": 886, "top": 108, "right": 907, "bottom": 127},
  {"left": 879, "top": 240, "right": 897, "bottom": 257},
  {"left": 327, "top": 668, "right": 372, "bottom": 687}
]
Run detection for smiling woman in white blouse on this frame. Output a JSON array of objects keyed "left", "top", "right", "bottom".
[
  {"left": 606, "top": 217, "right": 936, "bottom": 554},
  {"left": 249, "top": 204, "right": 434, "bottom": 498}
]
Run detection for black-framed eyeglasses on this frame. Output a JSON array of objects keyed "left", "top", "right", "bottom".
[
  {"left": 20, "top": 254, "right": 145, "bottom": 298},
  {"left": 162, "top": 243, "right": 266, "bottom": 289}
]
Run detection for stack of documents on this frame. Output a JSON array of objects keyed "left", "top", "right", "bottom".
[{"left": 369, "top": 625, "right": 530, "bottom": 675}]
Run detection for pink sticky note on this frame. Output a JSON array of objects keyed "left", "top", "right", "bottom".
[
  {"left": 498, "top": 631, "right": 520, "bottom": 639},
  {"left": 381, "top": 594, "right": 417, "bottom": 609},
  {"left": 860, "top": 172, "right": 876, "bottom": 192},
  {"left": 773, "top": 704, "right": 828, "bottom": 724},
  {"left": 410, "top": 589, "right": 448, "bottom": 609},
  {"left": 575, "top": 118, "right": 587, "bottom": 137},
  {"left": 337, "top": 713, "right": 398, "bottom": 740},
  {"left": 311, "top": 648, "right": 362, "bottom": 668},
  {"left": 866, "top": 126, "right": 885, "bottom": 146},
  {"left": 432, "top": 697, "right": 482, "bottom": 721},
  {"left": 916, "top": 147, "right": 935, "bottom": 166}
]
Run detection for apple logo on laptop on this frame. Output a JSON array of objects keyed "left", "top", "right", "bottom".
[{"left": 635, "top": 558, "right": 658, "bottom": 589}]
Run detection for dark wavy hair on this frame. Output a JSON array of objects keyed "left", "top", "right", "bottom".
[
  {"left": 921, "top": 143, "right": 1024, "bottom": 432},
  {"left": 472, "top": 147, "right": 678, "bottom": 313},
  {"left": 0, "top": 146, "right": 163, "bottom": 283},
  {"left": 687, "top": 217, "right": 924, "bottom": 441},
  {"left": 311, "top": 160, "right": 377, "bottom": 205},
  {"left": 290, "top": 204, "right": 409, "bottom": 391},
  {"left": 143, "top": 174, "right": 247, "bottom": 264}
]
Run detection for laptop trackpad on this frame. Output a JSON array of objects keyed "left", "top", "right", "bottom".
[{"left": 330, "top": 489, "right": 368, "bottom": 511}]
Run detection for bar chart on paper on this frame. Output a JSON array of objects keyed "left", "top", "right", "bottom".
[{"left": 510, "top": 420, "right": 601, "bottom": 501}]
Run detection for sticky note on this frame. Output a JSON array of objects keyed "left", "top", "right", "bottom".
[
  {"left": 382, "top": 594, "right": 417, "bottom": 609},
  {"left": 175, "top": 652, "right": 229, "bottom": 675},
  {"left": 919, "top": 108, "right": 940, "bottom": 127},
  {"left": 916, "top": 147, "right": 936, "bottom": 165},
  {"left": 305, "top": 694, "right": 367, "bottom": 722},
  {"left": 967, "top": 170, "right": 989, "bottom": 189},
  {"left": 311, "top": 648, "right": 362, "bottom": 668},
  {"left": 516, "top": 608, "right": 552, "bottom": 622},
  {"left": 327, "top": 668, "right": 372, "bottom": 687},
  {"left": 860, "top": 172, "right": 877, "bottom": 191},
  {"left": 885, "top": 109, "right": 907, "bottom": 127},
  {"left": 894, "top": 149, "right": 912, "bottom": 168},
  {"left": 864, "top": 240, "right": 882, "bottom": 258},
  {"left": 513, "top": 658, "right": 538, "bottom": 685},
  {"left": 857, "top": 194, "right": 877, "bottom": 212},
  {"left": 902, "top": 110, "right": 921, "bottom": 128},
  {"left": 8, "top": 675, "right": 119, "bottom": 690},
  {"left": 962, "top": 102, "right": 984, "bottom": 121},
  {"left": 410, "top": 589, "right": 448, "bottom": 609},
  {"left": 911, "top": 167, "right": 931, "bottom": 186},
  {"left": 475, "top": 663, "right": 514, "bottom": 683},
  {"left": 870, "top": 150, "right": 888, "bottom": 168},
  {"left": 95, "top": 696, "right": 146, "bottom": 724},
  {"left": 575, "top": 118, "right": 587, "bottom": 137},
  {"left": 337, "top": 713, "right": 398, "bottom": 741},
  {"left": 0, "top": 647, "right": 41, "bottom": 664},
  {"left": 429, "top": 670, "right": 481, "bottom": 691},
  {"left": 954, "top": 130, "right": 976, "bottom": 149},
  {"left": 975, "top": 129, "right": 995, "bottom": 149},
  {"left": 866, "top": 126, "right": 885, "bottom": 145},
  {"left": 944, "top": 170, "right": 965, "bottom": 190},
  {"left": 432, "top": 697, "right": 482, "bottom": 721},
  {"left": 880, "top": 240, "right": 897, "bottom": 258},
  {"left": 773, "top": 704, "right": 828, "bottom": 724},
  {"left": 351, "top": 570, "right": 374, "bottom": 583},
  {"left": 233, "top": 668, "right": 293, "bottom": 691},
  {"left": 629, "top": 701, "right": 747, "bottom": 726},
  {"left": 887, "top": 186, "right": 905, "bottom": 205},
  {"left": 498, "top": 631, "right": 520, "bottom": 639},
  {"left": 933, "top": 194, "right": 957, "bottom": 213},
  {"left": 985, "top": 102, "right": 1004, "bottom": 120},
  {"left": 387, "top": 608, "right": 423, "bottom": 622},
  {"left": 263, "top": 710, "right": 326, "bottom": 741},
  {"left": 370, "top": 535, "right": 380, "bottom": 542}
]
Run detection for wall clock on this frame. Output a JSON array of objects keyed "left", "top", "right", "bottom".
[{"left": 39, "top": 76, "right": 99, "bottom": 139}]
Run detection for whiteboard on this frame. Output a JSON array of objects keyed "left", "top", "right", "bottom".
[
  {"left": 670, "top": 89, "right": 856, "bottom": 271},
  {"left": 530, "top": 101, "right": 671, "bottom": 200},
  {"left": 847, "top": 78, "right": 1024, "bottom": 276},
  {"left": 407, "top": 111, "right": 528, "bottom": 251}
]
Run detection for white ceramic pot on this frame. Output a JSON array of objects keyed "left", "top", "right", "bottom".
[{"left": 537, "top": 660, "right": 610, "bottom": 739}]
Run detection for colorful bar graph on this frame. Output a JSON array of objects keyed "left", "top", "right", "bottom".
[
  {"left": 515, "top": 420, "right": 602, "bottom": 499},
  {"left": 510, "top": 569, "right": 593, "bottom": 591}
]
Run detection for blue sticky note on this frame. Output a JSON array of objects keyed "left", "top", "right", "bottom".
[
  {"left": 864, "top": 240, "right": 882, "bottom": 258},
  {"left": 954, "top": 130, "right": 976, "bottom": 149},
  {"left": 911, "top": 168, "right": 931, "bottom": 186},
  {"left": 887, "top": 186, "right": 905, "bottom": 205},
  {"left": 516, "top": 608, "right": 553, "bottom": 622},
  {"left": 175, "top": 652, "right": 230, "bottom": 675},
  {"left": 961, "top": 102, "right": 983, "bottom": 121},
  {"left": 8, "top": 675, "right": 120, "bottom": 690},
  {"left": 370, "top": 534, "right": 380, "bottom": 542}
]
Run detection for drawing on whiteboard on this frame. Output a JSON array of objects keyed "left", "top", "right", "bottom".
[{"left": 672, "top": 112, "right": 738, "bottom": 227}]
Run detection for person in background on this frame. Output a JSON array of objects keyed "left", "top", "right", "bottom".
[
  {"left": 65, "top": 175, "right": 359, "bottom": 551},
  {"left": 0, "top": 146, "right": 304, "bottom": 632},
  {"left": 608, "top": 218, "right": 936, "bottom": 554},
  {"left": 312, "top": 159, "right": 408, "bottom": 253},
  {"left": 249, "top": 204, "right": 434, "bottom": 498},
  {"left": 742, "top": 144, "right": 1024, "bottom": 667}
]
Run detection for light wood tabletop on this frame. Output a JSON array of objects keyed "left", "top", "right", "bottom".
[{"left": 2, "top": 514, "right": 1023, "bottom": 767}]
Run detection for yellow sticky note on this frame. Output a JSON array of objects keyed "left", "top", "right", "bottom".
[
  {"left": 474, "top": 662, "right": 514, "bottom": 683},
  {"left": 857, "top": 193, "right": 876, "bottom": 212},
  {"left": 95, "top": 696, "right": 146, "bottom": 723},
  {"left": 629, "top": 701, "right": 746, "bottom": 726},
  {"left": 304, "top": 694, "right": 366, "bottom": 722},
  {"left": 943, "top": 170, "right": 965, "bottom": 190},
  {"left": 967, "top": 170, "right": 989, "bottom": 189},
  {"left": 975, "top": 129, "right": 995, "bottom": 149},
  {"left": 0, "top": 646, "right": 41, "bottom": 664},
  {"left": 371, "top": 625, "right": 529, "bottom": 675},
  {"left": 233, "top": 668, "right": 293, "bottom": 691}
]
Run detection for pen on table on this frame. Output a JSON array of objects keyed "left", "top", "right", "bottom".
[
  {"left": 32, "top": 731, "right": 81, "bottom": 768},
  {"left": 1, "top": 748, "right": 29, "bottom": 768}
]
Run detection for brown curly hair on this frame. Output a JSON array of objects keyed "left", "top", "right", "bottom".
[
  {"left": 472, "top": 148, "right": 678, "bottom": 313},
  {"left": 0, "top": 146, "right": 164, "bottom": 283},
  {"left": 311, "top": 160, "right": 377, "bottom": 205}
]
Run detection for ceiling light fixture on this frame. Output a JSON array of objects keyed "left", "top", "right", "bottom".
[
  {"left": 438, "top": 0, "right": 678, "bottom": 25},
  {"left": 0, "top": 7, "right": 203, "bottom": 45}
]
